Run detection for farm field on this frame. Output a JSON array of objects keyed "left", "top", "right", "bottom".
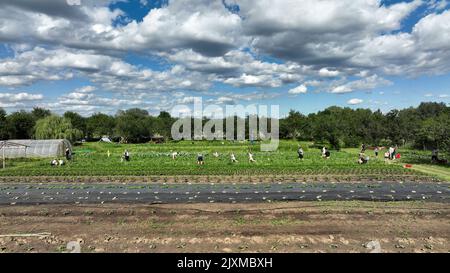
[
  {"left": 0, "top": 140, "right": 447, "bottom": 181},
  {"left": 0, "top": 141, "right": 448, "bottom": 254},
  {"left": 0, "top": 201, "right": 448, "bottom": 253}
]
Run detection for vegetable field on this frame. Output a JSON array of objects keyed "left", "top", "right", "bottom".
[{"left": 0, "top": 140, "right": 446, "bottom": 180}]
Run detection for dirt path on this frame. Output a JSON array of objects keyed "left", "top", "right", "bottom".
[{"left": 0, "top": 202, "right": 448, "bottom": 253}]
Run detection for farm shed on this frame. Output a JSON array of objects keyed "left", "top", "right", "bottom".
[{"left": 0, "top": 139, "right": 72, "bottom": 159}]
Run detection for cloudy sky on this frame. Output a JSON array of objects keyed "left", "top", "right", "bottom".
[{"left": 0, "top": 0, "right": 449, "bottom": 116}]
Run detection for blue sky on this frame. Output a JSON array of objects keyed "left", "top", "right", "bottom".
[{"left": 0, "top": 0, "right": 449, "bottom": 117}]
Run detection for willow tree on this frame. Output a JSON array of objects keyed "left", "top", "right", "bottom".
[{"left": 34, "top": 115, "right": 83, "bottom": 143}]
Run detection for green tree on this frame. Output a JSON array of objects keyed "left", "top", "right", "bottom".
[
  {"left": 0, "top": 108, "right": 11, "bottom": 140},
  {"left": 416, "top": 113, "right": 450, "bottom": 152},
  {"left": 280, "top": 110, "right": 308, "bottom": 139},
  {"left": 6, "top": 110, "right": 35, "bottom": 139},
  {"left": 86, "top": 113, "right": 116, "bottom": 138},
  {"left": 34, "top": 115, "right": 83, "bottom": 143},
  {"left": 64, "top": 111, "right": 86, "bottom": 137},
  {"left": 114, "top": 109, "right": 151, "bottom": 143},
  {"left": 31, "top": 107, "right": 51, "bottom": 121},
  {"left": 153, "top": 111, "right": 174, "bottom": 139}
]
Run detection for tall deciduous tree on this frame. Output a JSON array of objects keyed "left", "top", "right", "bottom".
[
  {"left": 6, "top": 110, "right": 35, "bottom": 139},
  {"left": 0, "top": 108, "right": 10, "bottom": 140},
  {"left": 86, "top": 113, "right": 116, "bottom": 138},
  {"left": 31, "top": 107, "right": 51, "bottom": 121},
  {"left": 115, "top": 108, "right": 151, "bottom": 143},
  {"left": 34, "top": 115, "right": 83, "bottom": 143},
  {"left": 64, "top": 111, "right": 87, "bottom": 137}
]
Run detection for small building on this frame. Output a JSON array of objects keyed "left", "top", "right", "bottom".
[{"left": 0, "top": 139, "right": 72, "bottom": 159}]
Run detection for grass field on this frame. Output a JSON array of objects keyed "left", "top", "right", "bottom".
[{"left": 0, "top": 140, "right": 448, "bottom": 180}]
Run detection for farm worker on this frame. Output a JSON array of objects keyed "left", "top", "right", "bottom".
[
  {"left": 172, "top": 151, "right": 178, "bottom": 160},
  {"left": 361, "top": 144, "right": 366, "bottom": 153},
  {"left": 431, "top": 149, "right": 439, "bottom": 162},
  {"left": 65, "top": 148, "right": 71, "bottom": 160},
  {"left": 358, "top": 154, "right": 364, "bottom": 164},
  {"left": 388, "top": 146, "right": 395, "bottom": 160},
  {"left": 322, "top": 147, "right": 327, "bottom": 157},
  {"left": 324, "top": 148, "right": 331, "bottom": 159},
  {"left": 231, "top": 153, "right": 238, "bottom": 163},
  {"left": 107, "top": 150, "right": 111, "bottom": 158},
  {"left": 59, "top": 159, "right": 65, "bottom": 166},
  {"left": 297, "top": 147, "right": 304, "bottom": 160},
  {"left": 123, "top": 150, "right": 130, "bottom": 161},
  {"left": 248, "top": 152, "right": 256, "bottom": 163},
  {"left": 51, "top": 159, "right": 58, "bottom": 167},
  {"left": 393, "top": 145, "right": 398, "bottom": 159},
  {"left": 213, "top": 152, "right": 219, "bottom": 158},
  {"left": 384, "top": 151, "right": 390, "bottom": 161},
  {"left": 358, "top": 153, "right": 368, "bottom": 164},
  {"left": 374, "top": 147, "right": 379, "bottom": 158},
  {"left": 197, "top": 153, "right": 205, "bottom": 165}
]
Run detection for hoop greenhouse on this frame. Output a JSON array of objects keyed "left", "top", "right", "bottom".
[{"left": 0, "top": 139, "right": 72, "bottom": 159}]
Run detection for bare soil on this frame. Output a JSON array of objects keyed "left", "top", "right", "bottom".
[{"left": 0, "top": 201, "right": 449, "bottom": 253}]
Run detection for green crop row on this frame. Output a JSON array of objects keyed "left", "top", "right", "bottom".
[{"left": 0, "top": 140, "right": 431, "bottom": 177}]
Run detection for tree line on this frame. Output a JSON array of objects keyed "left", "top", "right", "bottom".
[
  {"left": 0, "top": 102, "right": 449, "bottom": 152},
  {"left": 0, "top": 108, "right": 174, "bottom": 143},
  {"left": 280, "top": 102, "right": 449, "bottom": 152}
]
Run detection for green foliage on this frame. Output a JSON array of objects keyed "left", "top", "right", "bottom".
[
  {"left": 6, "top": 110, "right": 35, "bottom": 139},
  {"left": 280, "top": 102, "right": 449, "bottom": 150},
  {"left": 64, "top": 111, "right": 87, "bottom": 137},
  {"left": 86, "top": 113, "right": 116, "bottom": 138},
  {"left": 0, "top": 108, "right": 10, "bottom": 140},
  {"left": 1, "top": 102, "right": 448, "bottom": 151},
  {"left": 31, "top": 107, "right": 51, "bottom": 121},
  {"left": 34, "top": 115, "right": 83, "bottom": 143},
  {"left": 280, "top": 110, "right": 308, "bottom": 139},
  {"left": 416, "top": 114, "right": 450, "bottom": 152},
  {"left": 0, "top": 140, "right": 425, "bottom": 177},
  {"left": 114, "top": 108, "right": 152, "bottom": 143}
]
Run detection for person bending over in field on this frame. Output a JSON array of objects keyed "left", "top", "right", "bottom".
[
  {"left": 197, "top": 153, "right": 205, "bottom": 165},
  {"left": 297, "top": 146, "right": 304, "bottom": 160},
  {"left": 248, "top": 152, "right": 256, "bottom": 163},
  {"left": 358, "top": 153, "right": 368, "bottom": 164},
  {"left": 213, "top": 152, "right": 220, "bottom": 158},
  {"left": 323, "top": 148, "right": 331, "bottom": 159},
  {"left": 172, "top": 151, "right": 178, "bottom": 160},
  {"left": 231, "top": 153, "right": 238, "bottom": 163},
  {"left": 322, "top": 147, "right": 327, "bottom": 157},
  {"left": 59, "top": 159, "right": 65, "bottom": 166},
  {"left": 51, "top": 159, "right": 58, "bottom": 167},
  {"left": 123, "top": 150, "right": 130, "bottom": 162}
]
